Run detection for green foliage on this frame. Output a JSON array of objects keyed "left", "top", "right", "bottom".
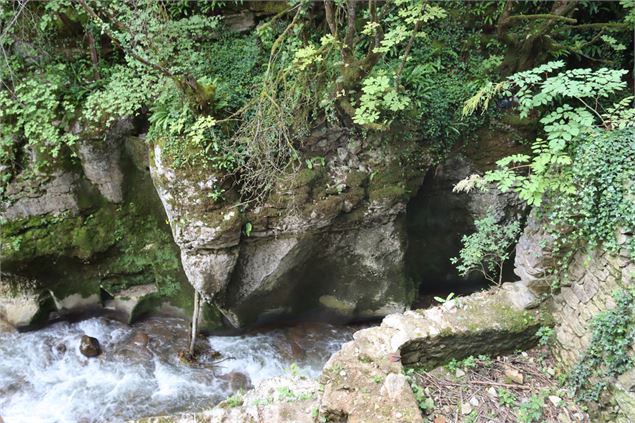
[
  {"left": 451, "top": 213, "right": 521, "bottom": 285},
  {"left": 462, "top": 62, "right": 634, "bottom": 283},
  {"left": 222, "top": 392, "right": 243, "bottom": 408},
  {"left": 546, "top": 127, "right": 635, "bottom": 277},
  {"left": 433, "top": 292, "right": 455, "bottom": 304},
  {"left": 567, "top": 289, "right": 635, "bottom": 402},
  {"left": 536, "top": 326, "right": 555, "bottom": 347},
  {"left": 0, "top": 65, "right": 78, "bottom": 173},
  {"left": 83, "top": 64, "right": 158, "bottom": 126},
  {"left": 351, "top": 2, "right": 447, "bottom": 127},
  {"left": 275, "top": 386, "right": 314, "bottom": 402},
  {"left": 412, "top": 382, "right": 435, "bottom": 412},
  {"left": 446, "top": 356, "right": 478, "bottom": 373},
  {"left": 243, "top": 222, "right": 253, "bottom": 237},
  {"left": 353, "top": 72, "right": 410, "bottom": 126},
  {"left": 497, "top": 388, "right": 517, "bottom": 407},
  {"left": 401, "top": 19, "right": 499, "bottom": 156},
  {"left": 464, "top": 62, "right": 631, "bottom": 207},
  {"left": 516, "top": 392, "right": 546, "bottom": 423}
]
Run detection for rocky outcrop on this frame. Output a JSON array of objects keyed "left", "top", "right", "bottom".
[
  {"left": 150, "top": 130, "right": 429, "bottom": 327},
  {"left": 1, "top": 171, "right": 80, "bottom": 220},
  {"left": 0, "top": 274, "right": 53, "bottom": 329},
  {"left": 0, "top": 122, "right": 192, "bottom": 329},
  {"left": 136, "top": 285, "right": 543, "bottom": 423},
  {"left": 150, "top": 142, "right": 241, "bottom": 303},
  {"left": 513, "top": 210, "right": 554, "bottom": 296}
]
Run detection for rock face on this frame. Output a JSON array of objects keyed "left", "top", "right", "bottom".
[
  {"left": 0, "top": 274, "right": 53, "bottom": 329},
  {"left": 150, "top": 130, "right": 428, "bottom": 327},
  {"left": 0, "top": 121, "right": 192, "bottom": 329},
  {"left": 1, "top": 171, "right": 80, "bottom": 220},
  {"left": 406, "top": 126, "right": 529, "bottom": 292},
  {"left": 513, "top": 210, "right": 554, "bottom": 296},
  {"left": 79, "top": 335, "right": 101, "bottom": 357}
]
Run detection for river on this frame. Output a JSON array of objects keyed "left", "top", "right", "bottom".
[{"left": 0, "top": 316, "right": 356, "bottom": 423}]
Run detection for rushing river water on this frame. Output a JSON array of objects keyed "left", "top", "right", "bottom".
[{"left": 0, "top": 316, "right": 356, "bottom": 423}]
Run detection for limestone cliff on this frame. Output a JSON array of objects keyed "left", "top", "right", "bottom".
[
  {"left": 150, "top": 127, "right": 430, "bottom": 327},
  {"left": 0, "top": 120, "right": 191, "bottom": 329}
]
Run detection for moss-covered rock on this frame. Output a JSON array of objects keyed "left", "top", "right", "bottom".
[
  {"left": 149, "top": 126, "right": 432, "bottom": 328},
  {"left": 0, "top": 128, "right": 220, "bottom": 328}
]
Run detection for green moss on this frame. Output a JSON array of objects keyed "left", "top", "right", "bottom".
[
  {"left": 1, "top": 207, "right": 118, "bottom": 263},
  {"left": 368, "top": 184, "right": 408, "bottom": 204},
  {"left": 346, "top": 170, "right": 369, "bottom": 189},
  {"left": 293, "top": 167, "right": 323, "bottom": 188},
  {"left": 367, "top": 160, "right": 412, "bottom": 204},
  {"left": 3, "top": 200, "right": 185, "bottom": 300},
  {"left": 463, "top": 298, "right": 538, "bottom": 334}
]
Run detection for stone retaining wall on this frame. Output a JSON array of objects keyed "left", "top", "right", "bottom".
[
  {"left": 515, "top": 211, "right": 635, "bottom": 420},
  {"left": 549, "top": 229, "right": 634, "bottom": 420},
  {"left": 551, "top": 238, "right": 634, "bottom": 367}
]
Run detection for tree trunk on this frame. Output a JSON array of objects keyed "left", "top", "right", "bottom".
[{"left": 188, "top": 290, "right": 201, "bottom": 357}]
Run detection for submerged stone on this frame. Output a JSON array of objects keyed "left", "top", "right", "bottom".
[{"left": 79, "top": 335, "right": 101, "bottom": 358}]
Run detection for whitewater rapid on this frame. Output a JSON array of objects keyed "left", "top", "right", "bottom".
[{"left": 0, "top": 316, "right": 355, "bottom": 423}]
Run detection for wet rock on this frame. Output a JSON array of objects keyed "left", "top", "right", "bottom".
[
  {"left": 104, "top": 284, "right": 159, "bottom": 324},
  {"left": 131, "top": 331, "right": 150, "bottom": 347},
  {"left": 54, "top": 342, "right": 67, "bottom": 355},
  {"left": 0, "top": 274, "right": 53, "bottom": 329},
  {"left": 221, "top": 371, "right": 253, "bottom": 392},
  {"left": 51, "top": 293, "right": 101, "bottom": 316},
  {"left": 79, "top": 335, "right": 101, "bottom": 357}
]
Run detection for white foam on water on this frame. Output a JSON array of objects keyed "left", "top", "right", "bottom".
[{"left": 0, "top": 317, "right": 355, "bottom": 423}]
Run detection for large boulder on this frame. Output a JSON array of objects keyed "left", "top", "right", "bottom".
[
  {"left": 75, "top": 118, "right": 132, "bottom": 203},
  {"left": 0, "top": 274, "right": 54, "bottom": 329},
  {"left": 150, "top": 129, "right": 429, "bottom": 327},
  {"left": 1, "top": 119, "right": 193, "bottom": 329}
]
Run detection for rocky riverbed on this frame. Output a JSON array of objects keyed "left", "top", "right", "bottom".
[{"left": 0, "top": 316, "right": 356, "bottom": 423}]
